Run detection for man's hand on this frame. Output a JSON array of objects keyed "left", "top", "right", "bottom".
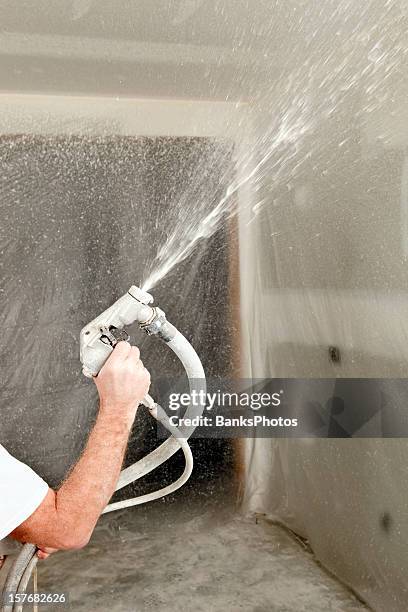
[{"left": 94, "top": 341, "right": 150, "bottom": 426}]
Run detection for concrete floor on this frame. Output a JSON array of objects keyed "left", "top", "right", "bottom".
[{"left": 37, "top": 497, "right": 369, "bottom": 612}]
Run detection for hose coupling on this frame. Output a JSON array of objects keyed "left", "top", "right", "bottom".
[
  {"left": 139, "top": 307, "right": 176, "bottom": 342},
  {"left": 140, "top": 307, "right": 167, "bottom": 334}
]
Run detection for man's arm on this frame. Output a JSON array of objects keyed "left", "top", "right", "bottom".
[{"left": 10, "top": 341, "right": 150, "bottom": 551}]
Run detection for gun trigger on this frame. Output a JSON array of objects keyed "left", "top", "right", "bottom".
[{"left": 100, "top": 326, "right": 130, "bottom": 347}]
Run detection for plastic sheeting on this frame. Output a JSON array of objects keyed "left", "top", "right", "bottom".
[
  {"left": 230, "top": 2, "right": 408, "bottom": 608},
  {"left": 0, "top": 134, "right": 236, "bottom": 497},
  {"left": 239, "top": 6, "right": 408, "bottom": 607}
]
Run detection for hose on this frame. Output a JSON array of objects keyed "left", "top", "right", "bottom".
[
  {"left": 103, "top": 439, "right": 192, "bottom": 512},
  {"left": 0, "top": 544, "right": 36, "bottom": 612},
  {"left": 103, "top": 400, "right": 192, "bottom": 513},
  {"left": 116, "top": 330, "right": 206, "bottom": 490},
  {"left": 13, "top": 556, "right": 38, "bottom": 612}
]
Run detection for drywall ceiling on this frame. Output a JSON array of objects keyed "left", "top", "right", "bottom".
[{"left": 0, "top": 0, "right": 286, "bottom": 100}]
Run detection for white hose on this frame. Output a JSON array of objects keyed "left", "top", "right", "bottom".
[
  {"left": 103, "top": 399, "right": 193, "bottom": 513},
  {"left": 115, "top": 330, "right": 206, "bottom": 491},
  {"left": 104, "top": 328, "right": 206, "bottom": 512}
]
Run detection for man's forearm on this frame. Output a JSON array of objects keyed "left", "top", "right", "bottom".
[
  {"left": 55, "top": 402, "right": 134, "bottom": 541},
  {"left": 12, "top": 403, "right": 134, "bottom": 549}
]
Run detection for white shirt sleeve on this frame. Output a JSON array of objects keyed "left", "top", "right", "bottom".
[{"left": 0, "top": 444, "right": 49, "bottom": 540}]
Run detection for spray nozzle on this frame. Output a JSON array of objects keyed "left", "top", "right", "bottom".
[{"left": 128, "top": 285, "right": 154, "bottom": 305}]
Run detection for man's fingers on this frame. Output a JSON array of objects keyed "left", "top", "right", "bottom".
[
  {"left": 114, "top": 341, "right": 132, "bottom": 356},
  {"left": 97, "top": 341, "right": 131, "bottom": 377},
  {"left": 36, "top": 546, "right": 57, "bottom": 560},
  {"left": 37, "top": 551, "right": 50, "bottom": 560},
  {"left": 111, "top": 341, "right": 132, "bottom": 360},
  {"left": 128, "top": 345, "right": 140, "bottom": 361}
]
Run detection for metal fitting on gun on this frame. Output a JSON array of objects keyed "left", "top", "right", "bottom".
[{"left": 139, "top": 307, "right": 176, "bottom": 342}]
